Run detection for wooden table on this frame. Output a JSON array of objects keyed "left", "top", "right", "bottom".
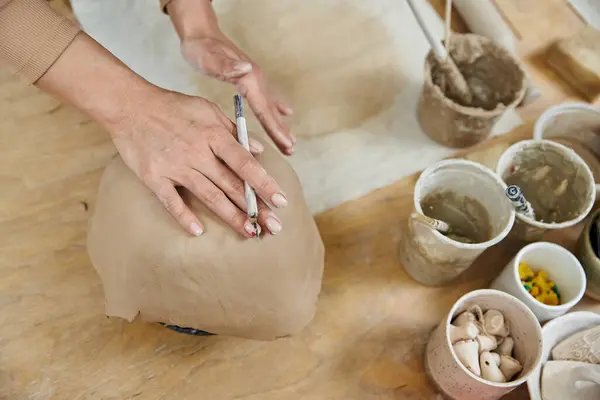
[
  {"left": 2, "top": 80, "right": 599, "bottom": 398},
  {"left": 0, "top": 1, "right": 596, "bottom": 399}
]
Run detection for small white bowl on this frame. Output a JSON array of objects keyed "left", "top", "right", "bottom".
[
  {"left": 490, "top": 242, "right": 587, "bottom": 322},
  {"left": 526, "top": 311, "right": 600, "bottom": 400}
]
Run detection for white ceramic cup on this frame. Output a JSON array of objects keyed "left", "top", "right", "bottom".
[
  {"left": 534, "top": 102, "right": 600, "bottom": 191},
  {"left": 495, "top": 139, "right": 596, "bottom": 241},
  {"left": 490, "top": 242, "right": 586, "bottom": 323},
  {"left": 425, "top": 289, "right": 543, "bottom": 400},
  {"left": 400, "top": 159, "right": 515, "bottom": 286}
]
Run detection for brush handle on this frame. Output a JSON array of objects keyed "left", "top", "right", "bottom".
[
  {"left": 234, "top": 95, "right": 259, "bottom": 218},
  {"left": 411, "top": 212, "right": 451, "bottom": 233},
  {"left": 406, "top": 0, "right": 448, "bottom": 61}
]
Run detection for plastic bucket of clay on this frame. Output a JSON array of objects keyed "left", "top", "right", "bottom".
[
  {"left": 425, "top": 289, "right": 543, "bottom": 400},
  {"left": 496, "top": 140, "right": 596, "bottom": 242},
  {"left": 533, "top": 102, "right": 600, "bottom": 185},
  {"left": 418, "top": 33, "right": 527, "bottom": 149},
  {"left": 399, "top": 159, "right": 515, "bottom": 286}
]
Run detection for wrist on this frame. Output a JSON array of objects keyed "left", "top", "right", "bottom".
[
  {"left": 37, "top": 33, "right": 162, "bottom": 137},
  {"left": 167, "top": 0, "right": 221, "bottom": 40}
]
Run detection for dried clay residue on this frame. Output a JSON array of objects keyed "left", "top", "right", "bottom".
[
  {"left": 503, "top": 145, "right": 593, "bottom": 223},
  {"left": 431, "top": 35, "right": 524, "bottom": 111},
  {"left": 421, "top": 190, "right": 492, "bottom": 244}
]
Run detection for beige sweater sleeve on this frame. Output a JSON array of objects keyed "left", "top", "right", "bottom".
[{"left": 0, "top": 0, "right": 81, "bottom": 84}]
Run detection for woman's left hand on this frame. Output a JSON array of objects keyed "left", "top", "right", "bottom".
[{"left": 180, "top": 33, "right": 295, "bottom": 155}]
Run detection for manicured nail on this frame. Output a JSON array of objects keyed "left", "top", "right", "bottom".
[
  {"left": 249, "top": 139, "right": 264, "bottom": 153},
  {"left": 281, "top": 104, "right": 294, "bottom": 116},
  {"left": 190, "top": 222, "right": 203, "bottom": 236},
  {"left": 266, "top": 215, "right": 282, "bottom": 234},
  {"left": 234, "top": 61, "right": 253, "bottom": 74},
  {"left": 271, "top": 193, "right": 288, "bottom": 208},
  {"left": 244, "top": 221, "right": 257, "bottom": 236}
]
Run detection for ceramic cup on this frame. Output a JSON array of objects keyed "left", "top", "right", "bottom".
[
  {"left": 490, "top": 242, "right": 586, "bottom": 322},
  {"left": 533, "top": 102, "right": 600, "bottom": 186},
  {"left": 575, "top": 208, "right": 600, "bottom": 300},
  {"left": 496, "top": 140, "right": 596, "bottom": 241},
  {"left": 425, "top": 289, "right": 543, "bottom": 400},
  {"left": 400, "top": 159, "right": 515, "bottom": 286},
  {"left": 418, "top": 33, "right": 526, "bottom": 148}
]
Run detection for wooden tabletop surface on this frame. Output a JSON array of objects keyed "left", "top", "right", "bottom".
[{"left": 0, "top": 1, "right": 596, "bottom": 399}]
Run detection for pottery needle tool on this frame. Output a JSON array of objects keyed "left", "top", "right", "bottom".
[
  {"left": 505, "top": 185, "right": 535, "bottom": 219},
  {"left": 406, "top": 0, "right": 473, "bottom": 105},
  {"left": 234, "top": 94, "right": 260, "bottom": 239}
]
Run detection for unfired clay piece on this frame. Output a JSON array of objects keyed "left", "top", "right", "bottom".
[
  {"left": 480, "top": 351, "right": 506, "bottom": 383},
  {"left": 418, "top": 34, "right": 526, "bottom": 148},
  {"left": 454, "top": 339, "right": 481, "bottom": 376},
  {"left": 541, "top": 361, "right": 600, "bottom": 400},
  {"left": 87, "top": 140, "right": 325, "bottom": 340},
  {"left": 551, "top": 325, "right": 600, "bottom": 364}
]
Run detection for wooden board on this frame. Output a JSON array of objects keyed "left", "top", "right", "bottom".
[{"left": 0, "top": 1, "right": 596, "bottom": 399}]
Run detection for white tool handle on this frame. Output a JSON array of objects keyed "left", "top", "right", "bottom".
[{"left": 406, "top": 0, "right": 448, "bottom": 61}]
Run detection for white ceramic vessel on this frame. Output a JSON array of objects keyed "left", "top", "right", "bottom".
[
  {"left": 426, "top": 289, "right": 543, "bottom": 400},
  {"left": 527, "top": 311, "right": 600, "bottom": 400},
  {"left": 490, "top": 242, "right": 587, "bottom": 322}
]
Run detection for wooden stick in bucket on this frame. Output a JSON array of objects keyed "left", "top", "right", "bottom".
[{"left": 406, "top": 0, "right": 472, "bottom": 105}]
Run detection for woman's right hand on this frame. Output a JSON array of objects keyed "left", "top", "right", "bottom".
[
  {"left": 107, "top": 88, "right": 286, "bottom": 238},
  {"left": 36, "top": 33, "right": 283, "bottom": 238}
]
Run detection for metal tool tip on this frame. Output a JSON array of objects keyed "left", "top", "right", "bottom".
[{"left": 234, "top": 94, "right": 243, "bottom": 119}]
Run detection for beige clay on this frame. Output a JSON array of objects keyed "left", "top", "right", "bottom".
[{"left": 87, "top": 139, "right": 325, "bottom": 340}]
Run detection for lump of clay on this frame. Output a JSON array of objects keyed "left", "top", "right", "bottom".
[
  {"left": 541, "top": 361, "right": 600, "bottom": 400},
  {"left": 449, "top": 321, "right": 480, "bottom": 344},
  {"left": 87, "top": 139, "right": 325, "bottom": 340},
  {"left": 454, "top": 339, "right": 481, "bottom": 376},
  {"left": 499, "top": 355, "right": 522, "bottom": 380},
  {"left": 483, "top": 309, "right": 510, "bottom": 337},
  {"left": 480, "top": 351, "right": 506, "bottom": 383},
  {"left": 551, "top": 325, "right": 600, "bottom": 364}
]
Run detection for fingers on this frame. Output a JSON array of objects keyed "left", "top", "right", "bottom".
[
  {"left": 181, "top": 170, "right": 256, "bottom": 238},
  {"left": 259, "top": 208, "right": 283, "bottom": 235},
  {"left": 210, "top": 131, "right": 288, "bottom": 210},
  {"left": 238, "top": 78, "right": 295, "bottom": 155},
  {"left": 203, "top": 159, "right": 283, "bottom": 235},
  {"left": 181, "top": 39, "right": 253, "bottom": 81},
  {"left": 248, "top": 138, "right": 264, "bottom": 154},
  {"left": 154, "top": 183, "right": 204, "bottom": 236},
  {"left": 275, "top": 99, "right": 294, "bottom": 117}
]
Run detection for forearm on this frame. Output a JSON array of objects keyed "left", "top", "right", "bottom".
[
  {"left": 165, "top": 0, "right": 219, "bottom": 39},
  {"left": 37, "top": 33, "right": 158, "bottom": 135}
]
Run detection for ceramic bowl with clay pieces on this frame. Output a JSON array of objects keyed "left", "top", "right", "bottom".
[
  {"left": 426, "top": 289, "right": 543, "bottom": 400},
  {"left": 526, "top": 311, "right": 600, "bottom": 400},
  {"left": 496, "top": 139, "right": 596, "bottom": 242},
  {"left": 575, "top": 208, "right": 600, "bottom": 301},
  {"left": 490, "top": 242, "right": 586, "bottom": 322}
]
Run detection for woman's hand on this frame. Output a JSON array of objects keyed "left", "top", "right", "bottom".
[
  {"left": 37, "top": 33, "right": 285, "bottom": 238},
  {"left": 167, "top": 0, "right": 296, "bottom": 155},
  {"left": 109, "top": 89, "right": 287, "bottom": 238}
]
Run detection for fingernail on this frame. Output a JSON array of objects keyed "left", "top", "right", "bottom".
[
  {"left": 244, "top": 221, "right": 257, "bottom": 236},
  {"left": 290, "top": 135, "right": 297, "bottom": 145},
  {"left": 190, "top": 222, "right": 203, "bottom": 236},
  {"left": 249, "top": 139, "right": 264, "bottom": 153},
  {"left": 234, "top": 61, "right": 253, "bottom": 74},
  {"left": 281, "top": 104, "right": 294, "bottom": 116},
  {"left": 271, "top": 193, "right": 288, "bottom": 208},
  {"left": 266, "top": 215, "right": 282, "bottom": 234}
]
